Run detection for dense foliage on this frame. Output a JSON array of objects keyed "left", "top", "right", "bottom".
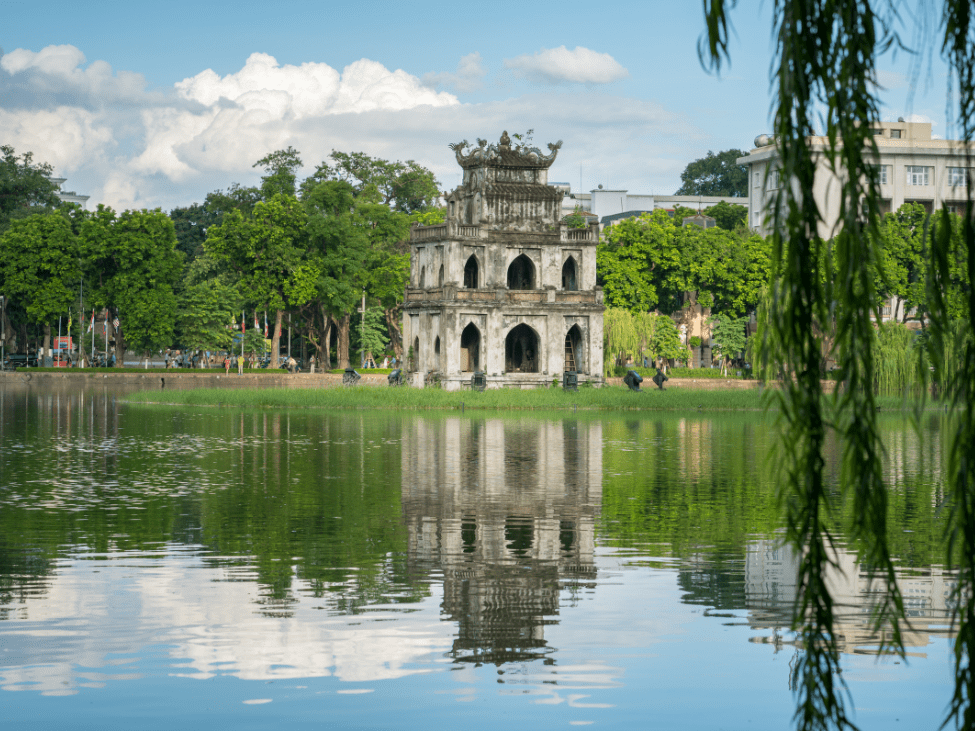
[
  {"left": 674, "top": 148, "right": 748, "bottom": 197},
  {"left": 597, "top": 209, "right": 771, "bottom": 316}
]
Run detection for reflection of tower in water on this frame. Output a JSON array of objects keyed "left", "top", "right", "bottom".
[{"left": 402, "top": 418, "right": 602, "bottom": 665}]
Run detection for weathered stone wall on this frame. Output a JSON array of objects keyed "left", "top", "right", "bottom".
[{"left": 0, "top": 371, "right": 390, "bottom": 390}]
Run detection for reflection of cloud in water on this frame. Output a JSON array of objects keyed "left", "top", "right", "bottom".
[{"left": 0, "top": 549, "right": 453, "bottom": 695}]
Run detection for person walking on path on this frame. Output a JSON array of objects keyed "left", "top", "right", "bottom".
[
  {"left": 224, "top": 355, "right": 231, "bottom": 374},
  {"left": 237, "top": 354, "right": 244, "bottom": 375}
]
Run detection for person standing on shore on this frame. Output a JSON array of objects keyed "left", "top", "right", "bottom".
[
  {"left": 237, "top": 354, "right": 244, "bottom": 374},
  {"left": 224, "top": 355, "right": 231, "bottom": 374}
]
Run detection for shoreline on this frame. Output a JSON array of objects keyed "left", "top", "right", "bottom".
[{"left": 0, "top": 369, "right": 807, "bottom": 392}]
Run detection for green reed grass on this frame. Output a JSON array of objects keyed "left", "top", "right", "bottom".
[{"left": 126, "top": 385, "right": 930, "bottom": 413}]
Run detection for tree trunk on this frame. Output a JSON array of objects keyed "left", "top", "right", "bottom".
[
  {"left": 321, "top": 313, "right": 332, "bottom": 369},
  {"left": 113, "top": 314, "right": 126, "bottom": 367},
  {"left": 42, "top": 324, "right": 51, "bottom": 365},
  {"left": 384, "top": 306, "right": 404, "bottom": 360},
  {"left": 337, "top": 313, "right": 350, "bottom": 369},
  {"left": 271, "top": 309, "right": 283, "bottom": 369}
]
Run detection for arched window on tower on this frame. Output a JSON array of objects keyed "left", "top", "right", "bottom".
[
  {"left": 506, "top": 254, "right": 536, "bottom": 290},
  {"left": 562, "top": 256, "right": 578, "bottom": 291},
  {"left": 464, "top": 255, "right": 479, "bottom": 289},
  {"left": 419, "top": 266, "right": 426, "bottom": 289},
  {"left": 438, "top": 264, "right": 444, "bottom": 288}
]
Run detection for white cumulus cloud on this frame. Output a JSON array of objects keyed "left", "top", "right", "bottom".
[
  {"left": 0, "top": 45, "right": 707, "bottom": 212},
  {"left": 503, "top": 46, "right": 629, "bottom": 85},
  {"left": 422, "top": 52, "right": 487, "bottom": 93}
]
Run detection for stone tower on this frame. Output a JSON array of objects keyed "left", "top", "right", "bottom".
[{"left": 403, "top": 132, "right": 604, "bottom": 390}]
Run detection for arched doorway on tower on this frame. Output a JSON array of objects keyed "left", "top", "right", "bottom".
[
  {"left": 460, "top": 323, "right": 480, "bottom": 372},
  {"left": 506, "top": 254, "right": 536, "bottom": 290},
  {"left": 565, "top": 325, "right": 584, "bottom": 372},
  {"left": 505, "top": 324, "right": 539, "bottom": 373}
]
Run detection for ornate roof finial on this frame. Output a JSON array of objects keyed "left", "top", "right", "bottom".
[{"left": 499, "top": 130, "right": 511, "bottom": 148}]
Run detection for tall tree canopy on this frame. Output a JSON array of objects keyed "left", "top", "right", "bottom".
[
  {"left": 674, "top": 148, "right": 748, "bottom": 197},
  {"left": 597, "top": 209, "right": 770, "bottom": 317},
  {"left": 0, "top": 145, "right": 60, "bottom": 232},
  {"left": 303, "top": 151, "right": 440, "bottom": 213}
]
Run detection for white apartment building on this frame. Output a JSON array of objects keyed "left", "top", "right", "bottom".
[
  {"left": 553, "top": 182, "right": 747, "bottom": 229},
  {"left": 739, "top": 120, "right": 972, "bottom": 236},
  {"left": 51, "top": 177, "right": 90, "bottom": 207}
]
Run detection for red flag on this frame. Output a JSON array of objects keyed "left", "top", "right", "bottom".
[
  {"left": 254, "top": 313, "right": 259, "bottom": 330},
  {"left": 263, "top": 312, "right": 268, "bottom": 338}
]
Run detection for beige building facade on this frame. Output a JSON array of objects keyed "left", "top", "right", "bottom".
[{"left": 739, "top": 121, "right": 973, "bottom": 237}]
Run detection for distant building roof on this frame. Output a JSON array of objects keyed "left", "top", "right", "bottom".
[
  {"left": 682, "top": 214, "right": 717, "bottom": 229},
  {"left": 600, "top": 210, "right": 655, "bottom": 226}
]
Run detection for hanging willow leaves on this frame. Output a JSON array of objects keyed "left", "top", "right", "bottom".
[
  {"left": 698, "top": 1, "right": 933, "bottom": 730},
  {"left": 935, "top": 5, "right": 975, "bottom": 729}
]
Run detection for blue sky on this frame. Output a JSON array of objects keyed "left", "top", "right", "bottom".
[{"left": 0, "top": 0, "right": 952, "bottom": 211}]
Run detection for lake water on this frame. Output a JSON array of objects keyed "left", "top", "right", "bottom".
[{"left": 0, "top": 383, "right": 955, "bottom": 729}]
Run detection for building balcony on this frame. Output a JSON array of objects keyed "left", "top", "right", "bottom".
[
  {"left": 404, "top": 286, "right": 603, "bottom": 305},
  {"left": 410, "top": 222, "right": 598, "bottom": 244}
]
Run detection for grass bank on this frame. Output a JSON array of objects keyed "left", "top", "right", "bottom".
[
  {"left": 126, "top": 385, "right": 931, "bottom": 413},
  {"left": 16, "top": 366, "right": 287, "bottom": 374}
]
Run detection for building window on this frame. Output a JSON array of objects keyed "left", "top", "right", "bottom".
[
  {"left": 754, "top": 171, "right": 761, "bottom": 188},
  {"left": 871, "top": 164, "right": 889, "bottom": 184},
  {"left": 906, "top": 165, "right": 931, "bottom": 186},
  {"left": 890, "top": 129, "right": 902, "bottom": 139},
  {"left": 766, "top": 169, "right": 781, "bottom": 191},
  {"left": 946, "top": 202, "right": 968, "bottom": 215},
  {"left": 948, "top": 167, "right": 968, "bottom": 187},
  {"left": 870, "top": 128, "right": 884, "bottom": 136}
]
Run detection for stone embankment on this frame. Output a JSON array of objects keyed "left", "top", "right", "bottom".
[
  {"left": 0, "top": 370, "right": 389, "bottom": 390},
  {"left": 0, "top": 370, "right": 837, "bottom": 392}
]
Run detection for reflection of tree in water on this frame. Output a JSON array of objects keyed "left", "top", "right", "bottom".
[
  {"left": 401, "top": 417, "right": 602, "bottom": 666},
  {"left": 0, "top": 385, "right": 425, "bottom": 620}
]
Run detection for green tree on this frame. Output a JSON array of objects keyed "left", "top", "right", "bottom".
[
  {"left": 254, "top": 146, "right": 303, "bottom": 199},
  {"left": 86, "top": 208, "right": 183, "bottom": 363},
  {"left": 703, "top": 201, "right": 748, "bottom": 231},
  {"left": 563, "top": 205, "right": 590, "bottom": 229},
  {"left": 649, "top": 314, "right": 684, "bottom": 365},
  {"left": 352, "top": 306, "right": 389, "bottom": 364},
  {"left": 597, "top": 210, "right": 684, "bottom": 313},
  {"left": 303, "top": 151, "right": 440, "bottom": 213},
  {"left": 203, "top": 183, "right": 263, "bottom": 219},
  {"left": 411, "top": 207, "right": 446, "bottom": 226},
  {"left": 0, "top": 211, "right": 82, "bottom": 359},
  {"left": 205, "top": 194, "right": 310, "bottom": 364},
  {"left": 597, "top": 209, "right": 770, "bottom": 318},
  {"left": 680, "top": 226, "right": 771, "bottom": 317},
  {"left": 708, "top": 313, "right": 749, "bottom": 374},
  {"left": 0, "top": 146, "right": 60, "bottom": 233},
  {"left": 169, "top": 203, "right": 220, "bottom": 264},
  {"left": 674, "top": 149, "right": 748, "bottom": 197},
  {"left": 301, "top": 180, "right": 370, "bottom": 368},
  {"left": 178, "top": 280, "right": 240, "bottom": 356}
]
